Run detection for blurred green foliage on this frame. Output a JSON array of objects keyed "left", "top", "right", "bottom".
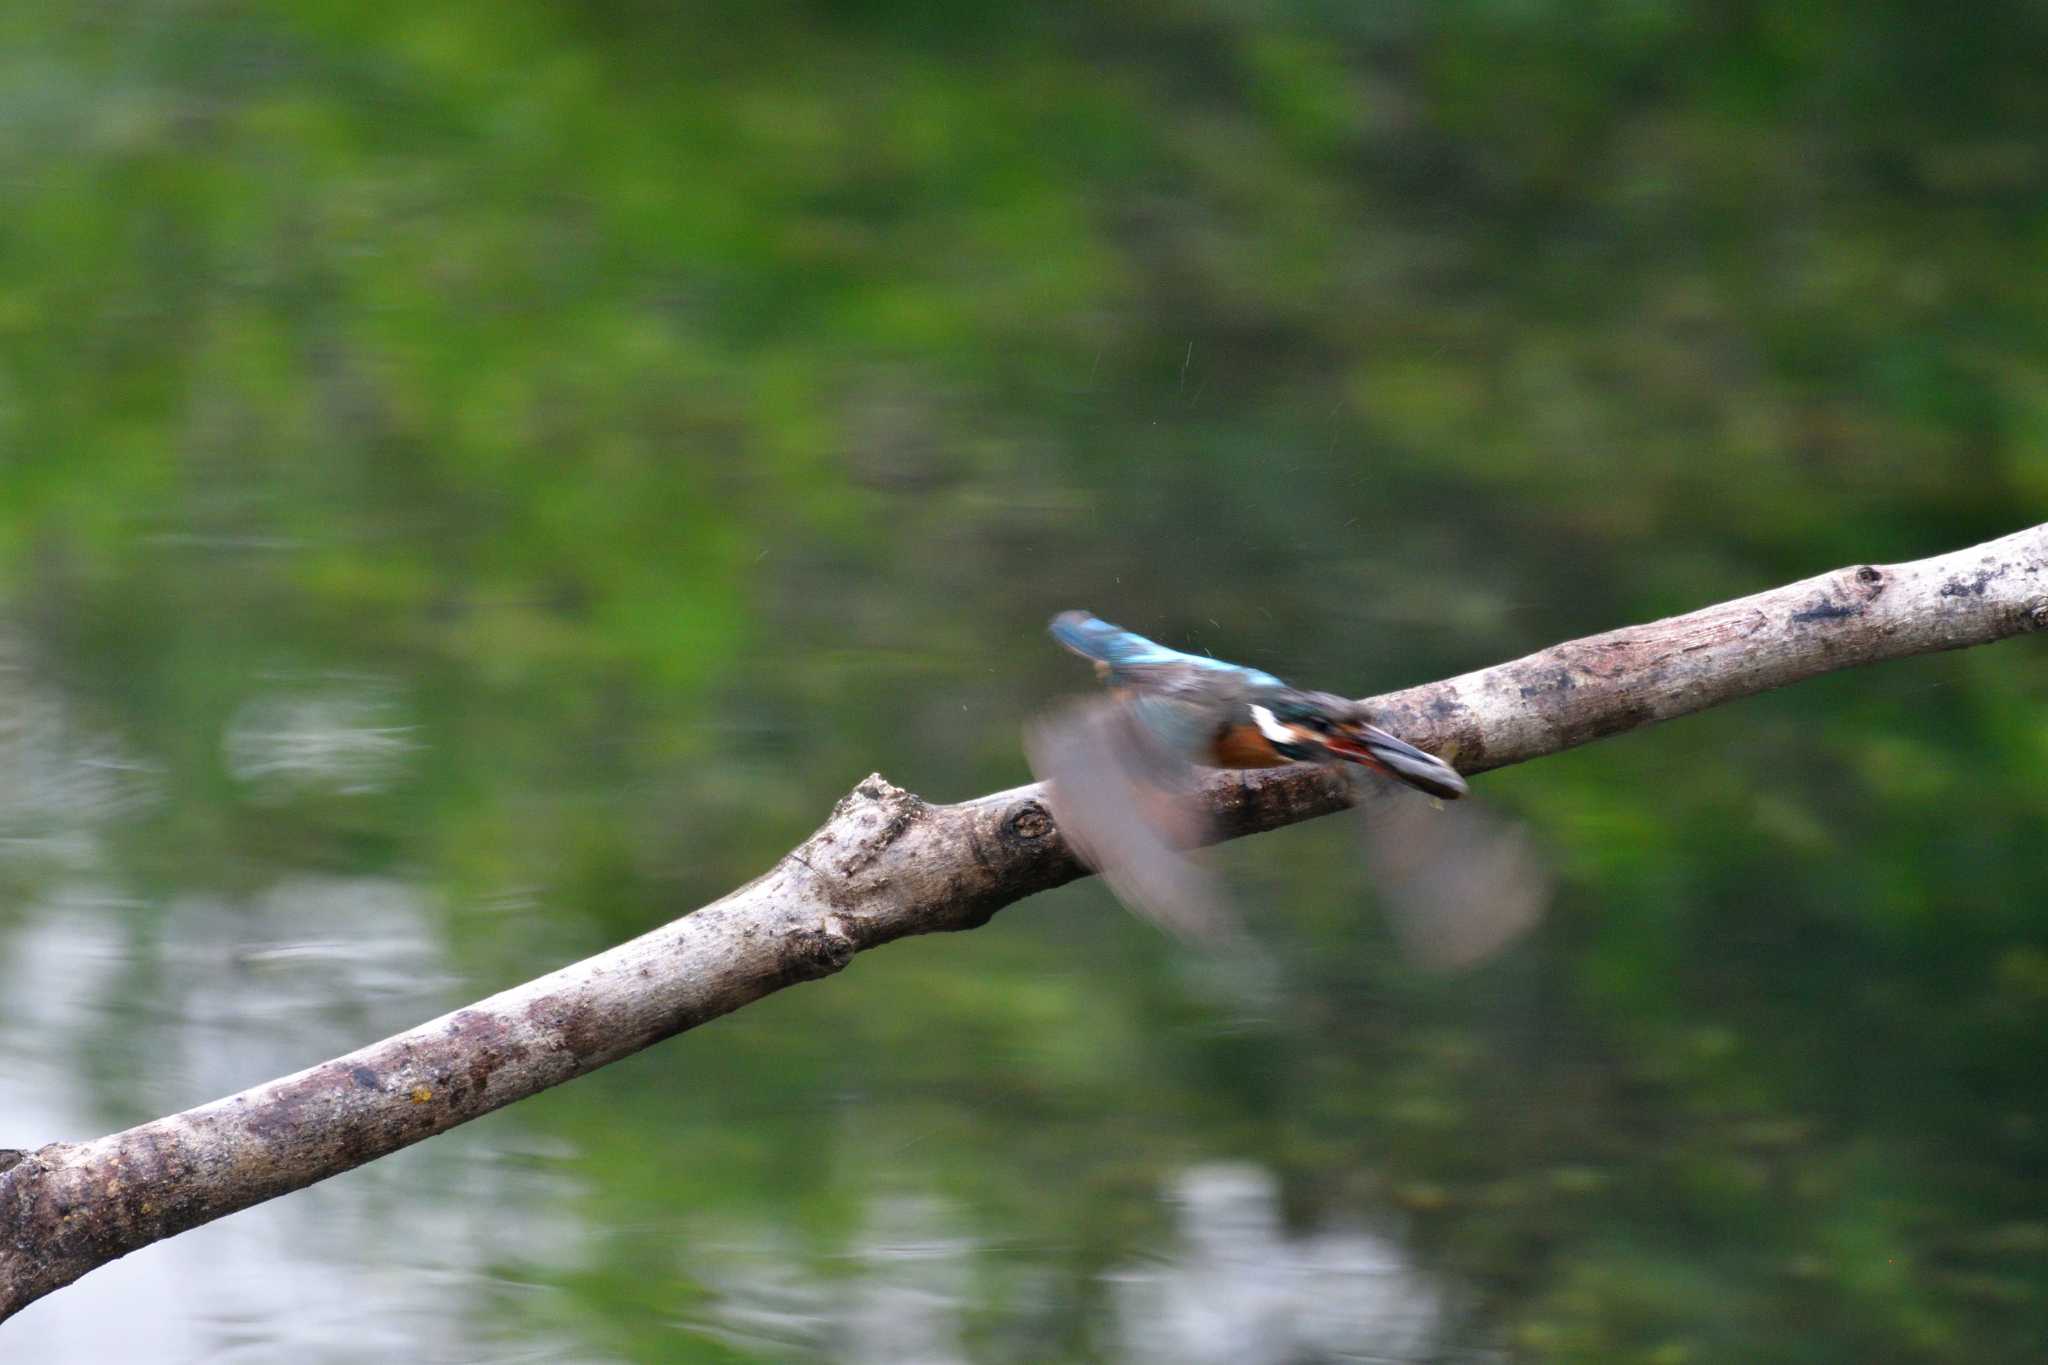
[{"left": 2, "top": 0, "right": 2046, "bottom": 1360}]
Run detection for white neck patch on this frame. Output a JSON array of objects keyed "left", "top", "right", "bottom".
[{"left": 1248, "top": 704, "right": 1296, "bottom": 745}]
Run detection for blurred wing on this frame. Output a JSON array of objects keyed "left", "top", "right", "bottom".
[
  {"left": 1353, "top": 776, "right": 1551, "bottom": 971},
  {"left": 1024, "top": 698, "right": 1243, "bottom": 949}
]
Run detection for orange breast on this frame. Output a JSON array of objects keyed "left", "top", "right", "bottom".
[{"left": 1209, "top": 723, "right": 1290, "bottom": 769}]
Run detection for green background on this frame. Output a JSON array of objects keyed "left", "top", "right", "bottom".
[{"left": 2, "top": 1, "right": 2046, "bottom": 1360}]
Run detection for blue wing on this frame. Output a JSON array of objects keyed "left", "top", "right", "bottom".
[{"left": 1048, "top": 611, "right": 1285, "bottom": 690}]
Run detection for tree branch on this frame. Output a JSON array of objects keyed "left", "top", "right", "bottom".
[{"left": 4, "top": 523, "right": 2044, "bottom": 1320}]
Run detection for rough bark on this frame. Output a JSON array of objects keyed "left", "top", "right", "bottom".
[{"left": 4, "top": 522, "right": 2045, "bottom": 1321}]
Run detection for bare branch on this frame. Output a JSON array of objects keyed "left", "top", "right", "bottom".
[{"left": 4, "top": 522, "right": 2044, "bottom": 1320}]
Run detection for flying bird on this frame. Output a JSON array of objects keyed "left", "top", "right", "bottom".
[{"left": 1027, "top": 611, "right": 1546, "bottom": 968}]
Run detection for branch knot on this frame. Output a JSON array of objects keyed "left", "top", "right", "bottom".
[{"left": 778, "top": 920, "right": 857, "bottom": 983}]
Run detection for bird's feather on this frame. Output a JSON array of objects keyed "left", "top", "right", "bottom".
[
  {"left": 1350, "top": 775, "right": 1549, "bottom": 970},
  {"left": 1025, "top": 697, "right": 1246, "bottom": 950},
  {"left": 1050, "top": 611, "right": 1285, "bottom": 690}
]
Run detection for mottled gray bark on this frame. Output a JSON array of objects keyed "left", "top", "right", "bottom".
[{"left": 4, "top": 522, "right": 2045, "bottom": 1321}]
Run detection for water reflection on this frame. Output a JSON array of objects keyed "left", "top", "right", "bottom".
[
  {"left": 682, "top": 1196, "right": 978, "bottom": 1363},
  {"left": 1, "top": 883, "right": 461, "bottom": 1117},
  {"left": 0, "top": 639, "right": 157, "bottom": 869},
  {"left": 1, "top": 883, "right": 139, "bottom": 1076},
  {"left": 162, "top": 877, "right": 465, "bottom": 1100},
  {"left": 677, "top": 1165, "right": 1459, "bottom": 1364},
  {"left": 0, "top": 644, "right": 583, "bottom": 1358},
  {"left": 4, "top": 1127, "right": 594, "bottom": 1365},
  {"left": 1, "top": 878, "right": 593, "bottom": 1363},
  {"left": 222, "top": 680, "right": 417, "bottom": 799},
  {"left": 1109, "top": 1164, "right": 1451, "bottom": 1365}
]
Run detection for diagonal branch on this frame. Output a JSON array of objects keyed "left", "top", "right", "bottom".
[{"left": 4, "top": 522, "right": 2044, "bottom": 1320}]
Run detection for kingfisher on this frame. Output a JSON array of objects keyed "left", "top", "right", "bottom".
[
  {"left": 1028, "top": 611, "right": 1544, "bottom": 968},
  {"left": 1045, "top": 610, "right": 1466, "bottom": 798}
]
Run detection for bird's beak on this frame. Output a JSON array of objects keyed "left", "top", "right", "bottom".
[{"left": 1324, "top": 723, "right": 1468, "bottom": 800}]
